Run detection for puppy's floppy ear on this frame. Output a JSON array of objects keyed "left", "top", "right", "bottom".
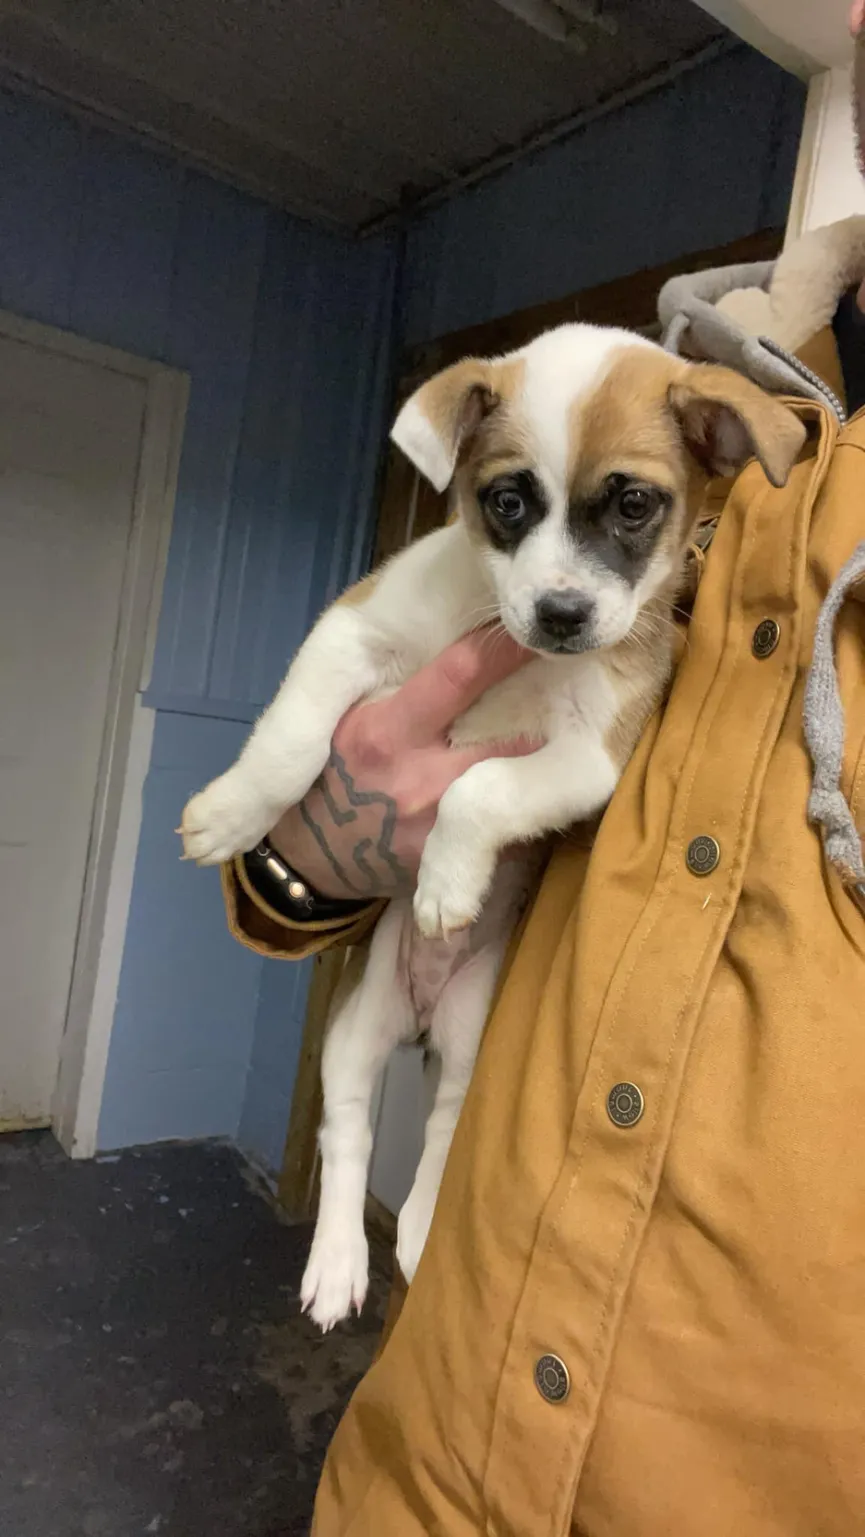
[
  {"left": 668, "top": 364, "right": 806, "bottom": 488},
  {"left": 391, "top": 358, "right": 499, "bottom": 492}
]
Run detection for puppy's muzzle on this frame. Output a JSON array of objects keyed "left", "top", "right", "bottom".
[{"left": 532, "top": 590, "right": 595, "bottom": 653}]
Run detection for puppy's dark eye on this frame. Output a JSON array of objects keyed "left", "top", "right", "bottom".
[
  {"left": 490, "top": 487, "right": 526, "bottom": 522},
  {"left": 619, "top": 486, "right": 654, "bottom": 521}
]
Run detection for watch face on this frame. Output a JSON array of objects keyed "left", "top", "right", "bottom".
[
  {"left": 246, "top": 844, "right": 362, "bottom": 920},
  {"left": 249, "top": 846, "right": 316, "bottom": 916}
]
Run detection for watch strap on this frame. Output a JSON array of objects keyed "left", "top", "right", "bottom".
[{"left": 243, "top": 840, "right": 369, "bottom": 923}]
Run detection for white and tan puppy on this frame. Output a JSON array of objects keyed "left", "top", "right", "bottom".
[{"left": 182, "top": 323, "right": 803, "bottom": 1329}]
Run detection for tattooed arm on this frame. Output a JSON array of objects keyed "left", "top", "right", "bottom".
[{"left": 268, "top": 631, "right": 535, "bottom": 901}]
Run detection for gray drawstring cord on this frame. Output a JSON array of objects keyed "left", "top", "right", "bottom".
[
  {"left": 804, "top": 542, "right": 865, "bottom": 893},
  {"left": 659, "top": 256, "right": 847, "bottom": 423},
  {"left": 757, "top": 336, "right": 847, "bottom": 424}
]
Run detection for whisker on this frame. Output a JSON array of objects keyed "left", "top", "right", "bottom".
[{"left": 465, "top": 602, "right": 505, "bottom": 630}]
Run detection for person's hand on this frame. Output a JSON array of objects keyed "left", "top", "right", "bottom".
[{"left": 268, "top": 629, "right": 538, "bottom": 900}]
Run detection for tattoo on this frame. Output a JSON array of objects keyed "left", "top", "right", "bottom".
[
  {"left": 320, "top": 770, "right": 358, "bottom": 828},
  {"left": 299, "top": 747, "right": 412, "bottom": 897},
  {"left": 351, "top": 839, "right": 380, "bottom": 889},
  {"left": 299, "top": 800, "right": 360, "bottom": 893}
]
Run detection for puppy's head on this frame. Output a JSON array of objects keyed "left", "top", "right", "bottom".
[{"left": 392, "top": 324, "right": 805, "bottom": 655}]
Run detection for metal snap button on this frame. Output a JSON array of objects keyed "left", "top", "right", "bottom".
[
  {"left": 752, "top": 618, "right": 780, "bottom": 659},
  {"left": 686, "top": 835, "right": 720, "bottom": 876},
  {"left": 607, "top": 1082, "right": 644, "bottom": 1128},
  {"left": 534, "top": 1353, "right": 570, "bottom": 1403}
]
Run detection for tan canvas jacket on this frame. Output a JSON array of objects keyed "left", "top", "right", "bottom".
[{"left": 223, "top": 223, "right": 865, "bottom": 1535}]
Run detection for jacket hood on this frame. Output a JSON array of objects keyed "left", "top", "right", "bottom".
[{"left": 658, "top": 215, "right": 865, "bottom": 422}]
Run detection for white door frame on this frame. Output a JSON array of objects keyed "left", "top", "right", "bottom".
[
  {"left": 785, "top": 66, "right": 865, "bottom": 243},
  {"left": 0, "top": 307, "right": 189, "bottom": 1157}
]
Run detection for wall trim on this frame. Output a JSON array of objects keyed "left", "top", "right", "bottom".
[
  {"left": 785, "top": 67, "right": 865, "bottom": 243},
  {"left": 0, "top": 308, "right": 194, "bottom": 1156},
  {"left": 62, "top": 700, "right": 157, "bottom": 1156},
  {"left": 140, "top": 692, "right": 261, "bottom": 725}
]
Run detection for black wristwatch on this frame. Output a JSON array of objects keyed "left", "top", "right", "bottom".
[{"left": 243, "top": 840, "right": 368, "bottom": 923}]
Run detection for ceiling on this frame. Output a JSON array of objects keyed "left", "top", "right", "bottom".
[{"left": 0, "top": 0, "right": 732, "bottom": 230}]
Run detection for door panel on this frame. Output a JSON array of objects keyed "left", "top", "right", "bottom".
[{"left": 0, "top": 335, "right": 147, "bottom": 1126}]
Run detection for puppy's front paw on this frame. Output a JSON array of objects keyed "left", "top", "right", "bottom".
[
  {"left": 300, "top": 1226, "right": 369, "bottom": 1333},
  {"left": 413, "top": 882, "right": 479, "bottom": 942},
  {"left": 181, "top": 771, "right": 274, "bottom": 865},
  {"left": 413, "top": 836, "right": 490, "bottom": 940}
]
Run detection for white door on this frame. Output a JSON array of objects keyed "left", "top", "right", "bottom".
[{"left": 0, "top": 334, "right": 148, "bottom": 1129}]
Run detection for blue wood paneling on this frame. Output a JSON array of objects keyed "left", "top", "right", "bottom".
[
  {"left": 70, "top": 134, "right": 184, "bottom": 359},
  {"left": 203, "top": 217, "right": 398, "bottom": 708},
  {"left": 0, "top": 90, "right": 84, "bottom": 327},
  {"left": 98, "top": 714, "right": 263, "bottom": 1150},
  {"left": 238, "top": 957, "right": 313, "bottom": 1176},
  {"left": 146, "top": 203, "right": 397, "bottom": 713},
  {"left": 0, "top": 83, "right": 398, "bottom": 1159},
  {"left": 151, "top": 178, "right": 270, "bottom": 700},
  {"left": 401, "top": 44, "right": 805, "bottom": 345}
]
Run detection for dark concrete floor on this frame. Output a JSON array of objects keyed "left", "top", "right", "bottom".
[{"left": 0, "top": 1131, "right": 390, "bottom": 1537}]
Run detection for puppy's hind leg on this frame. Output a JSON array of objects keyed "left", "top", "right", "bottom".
[
  {"left": 301, "top": 900, "right": 413, "bottom": 1332},
  {"left": 395, "top": 940, "right": 504, "bottom": 1285}
]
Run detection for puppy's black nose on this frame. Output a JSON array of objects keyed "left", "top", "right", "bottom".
[{"left": 534, "top": 590, "right": 595, "bottom": 645}]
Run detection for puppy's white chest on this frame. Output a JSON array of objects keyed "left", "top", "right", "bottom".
[{"left": 449, "top": 652, "right": 621, "bottom": 748}]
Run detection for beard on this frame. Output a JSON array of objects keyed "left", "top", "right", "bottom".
[
  {"left": 856, "top": 32, "right": 865, "bottom": 179},
  {"left": 855, "top": 33, "right": 865, "bottom": 312}
]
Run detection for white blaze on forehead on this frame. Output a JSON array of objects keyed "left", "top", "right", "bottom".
[{"left": 514, "top": 324, "right": 660, "bottom": 488}]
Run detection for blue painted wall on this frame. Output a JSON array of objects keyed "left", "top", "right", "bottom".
[
  {"left": 0, "top": 85, "right": 398, "bottom": 1168},
  {"left": 401, "top": 44, "right": 805, "bottom": 344}
]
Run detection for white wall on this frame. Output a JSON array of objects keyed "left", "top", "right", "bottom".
[
  {"left": 693, "top": 0, "right": 854, "bottom": 75},
  {"left": 787, "top": 67, "right": 865, "bottom": 239}
]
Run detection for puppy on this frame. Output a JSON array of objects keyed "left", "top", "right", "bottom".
[{"left": 181, "top": 323, "right": 804, "bottom": 1330}]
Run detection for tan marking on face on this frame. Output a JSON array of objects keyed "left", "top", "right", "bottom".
[
  {"left": 466, "top": 448, "right": 528, "bottom": 488},
  {"left": 451, "top": 357, "right": 529, "bottom": 545},
  {"left": 568, "top": 346, "right": 689, "bottom": 496},
  {"left": 414, "top": 355, "right": 527, "bottom": 477},
  {"left": 419, "top": 357, "right": 494, "bottom": 450},
  {"left": 564, "top": 348, "right": 696, "bottom": 607},
  {"left": 584, "top": 348, "right": 802, "bottom": 772},
  {"left": 572, "top": 345, "right": 805, "bottom": 491}
]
